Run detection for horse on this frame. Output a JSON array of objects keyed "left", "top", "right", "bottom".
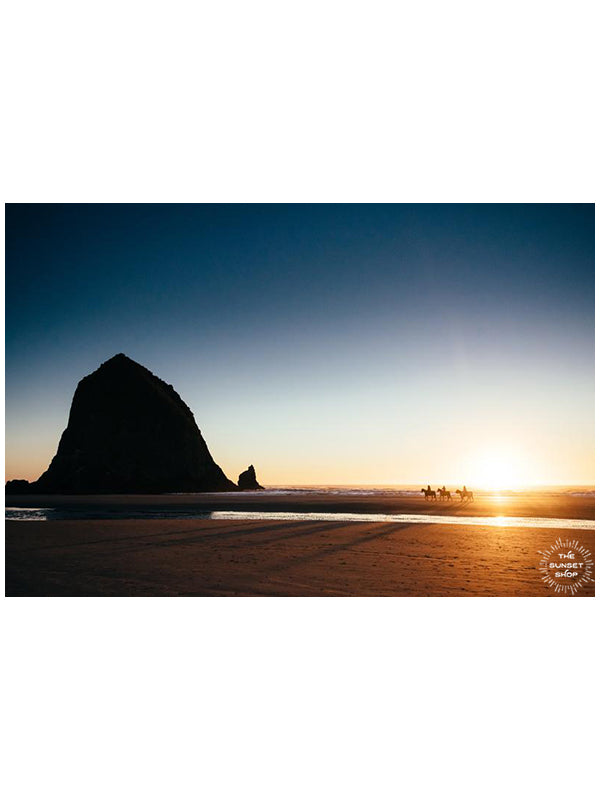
[
  {"left": 421, "top": 488, "right": 437, "bottom": 501},
  {"left": 437, "top": 488, "right": 452, "bottom": 501},
  {"left": 455, "top": 489, "right": 474, "bottom": 502}
]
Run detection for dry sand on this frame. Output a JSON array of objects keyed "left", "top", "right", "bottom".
[{"left": 5, "top": 492, "right": 595, "bottom": 596}]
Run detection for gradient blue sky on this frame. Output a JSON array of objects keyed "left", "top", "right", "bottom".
[{"left": 5, "top": 204, "right": 594, "bottom": 486}]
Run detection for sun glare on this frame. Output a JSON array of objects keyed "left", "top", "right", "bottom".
[{"left": 465, "top": 449, "right": 530, "bottom": 490}]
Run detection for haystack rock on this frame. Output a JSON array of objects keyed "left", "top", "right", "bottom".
[
  {"left": 237, "top": 465, "right": 264, "bottom": 490},
  {"left": 6, "top": 354, "right": 237, "bottom": 494}
]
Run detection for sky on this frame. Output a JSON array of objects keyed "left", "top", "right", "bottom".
[{"left": 5, "top": 203, "right": 595, "bottom": 487}]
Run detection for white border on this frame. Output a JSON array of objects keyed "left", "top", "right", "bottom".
[{"left": 2, "top": 2, "right": 597, "bottom": 799}]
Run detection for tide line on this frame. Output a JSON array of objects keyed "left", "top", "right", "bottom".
[{"left": 210, "top": 511, "right": 595, "bottom": 530}]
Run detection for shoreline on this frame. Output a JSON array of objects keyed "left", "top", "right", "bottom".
[{"left": 5, "top": 490, "right": 595, "bottom": 520}]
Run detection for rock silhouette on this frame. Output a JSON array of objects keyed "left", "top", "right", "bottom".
[
  {"left": 6, "top": 354, "right": 237, "bottom": 494},
  {"left": 5, "top": 479, "right": 31, "bottom": 494},
  {"left": 237, "top": 465, "right": 264, "bottom": 490}
]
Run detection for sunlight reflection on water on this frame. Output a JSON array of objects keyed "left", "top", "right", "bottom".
[
  {"left": 5, "top": 508, "right": 594, "bottom": 530},
  {"left": 212, "top": 511, "right": 594, "bottom": 530}
]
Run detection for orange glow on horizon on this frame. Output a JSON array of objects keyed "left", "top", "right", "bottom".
[{"left": 460, "top": 448, "right": 533, "bottom": 490}]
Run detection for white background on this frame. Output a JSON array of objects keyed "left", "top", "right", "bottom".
[{"left": 2, "top": 2, "right": 598, "bottom": 799}]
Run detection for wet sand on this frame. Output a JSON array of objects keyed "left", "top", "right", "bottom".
[
  {"left": 5, "top": 495, "right": 595, "bottom": 597},
  {"left": 5, "top": 490, "right": 595, "bottom": 519}
]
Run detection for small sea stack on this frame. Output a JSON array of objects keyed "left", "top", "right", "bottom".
[
  {"left": 237, "top": 464, "right": 264, "bottom": 490},
  {"left": 6, "top": 353, "right": 237, "bottom": 494}
]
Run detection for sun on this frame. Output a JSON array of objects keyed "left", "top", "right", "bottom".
[{"left": 464, "top": 449, "right": 530, "bottom": 490}]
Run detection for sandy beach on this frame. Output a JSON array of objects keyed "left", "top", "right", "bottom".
[
  {"left": 6, "top": 488, "right": 595, "bottom": 519},
  {"left": 5, "top": 491, "right": 595, "bottom": 596}
]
